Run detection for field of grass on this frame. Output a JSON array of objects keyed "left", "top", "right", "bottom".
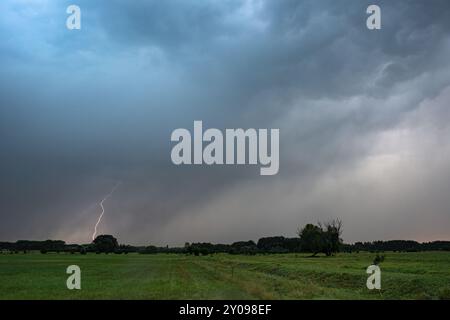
[{"left": 1, "top": 251, "right": 449, "bottom": 300}]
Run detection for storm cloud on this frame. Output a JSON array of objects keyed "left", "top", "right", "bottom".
[{"left": 1, "top": 0, "right": 450, "bottom": 245}]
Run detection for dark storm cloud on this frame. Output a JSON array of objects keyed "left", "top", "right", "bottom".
[{"left": 1, "top": 0, "right": 450, "bottom": 244}]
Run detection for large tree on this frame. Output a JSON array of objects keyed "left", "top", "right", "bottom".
[
  {"left": 92, "top": 235, "right": 119, "bottom": 253},
  {"left": 298, "top": 224, "right": 324, "bottom": 256},
  {"left": 319, "top": 219, "right": 343, "bottom": 256},
  {"left": 298, "top": 220, "right": 343, "bottom": 256}
]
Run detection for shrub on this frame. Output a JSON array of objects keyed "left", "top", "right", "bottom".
[{"left": 373, "top": 254, "right": 385, "bottom": 265}]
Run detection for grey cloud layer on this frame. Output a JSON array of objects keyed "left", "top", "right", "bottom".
[{"left": 1, "top": 0, "right": 450, "bottom": 244}]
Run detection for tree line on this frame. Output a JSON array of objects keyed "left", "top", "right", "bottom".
[{"left": 1, "top": 220, "right": 449, "bottom": 255}]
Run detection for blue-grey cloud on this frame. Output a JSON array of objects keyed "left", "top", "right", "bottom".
[{"left": 1, "top": 0, "right": 450, "bottom": 244}]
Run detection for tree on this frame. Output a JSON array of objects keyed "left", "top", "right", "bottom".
[
  {"left": 319, "top": 219, "right": 343, "bottom": 256},
  {"left": 139, "top": 245, "right": 158, "bottom": 254},
  {"left": 257, "top": 237, "right": 285, "bottom": 252},
  {"left": 230, "top": 241, "right": 258, "bottom": 255},
  {"left": 298, "top": 220, "right": 343, "bottom": 256},
  {"left": 92, "top": 235, "right": 119, "bottom": 253},
  {"left": 298, "top": 224, "right": 324, "bottom": 256}
]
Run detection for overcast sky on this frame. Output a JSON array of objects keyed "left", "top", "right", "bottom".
[{"left": 1, "top": 0, "right": 450, "bottom": 245}]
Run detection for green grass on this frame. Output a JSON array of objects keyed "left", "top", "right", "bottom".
[{"left": 1, "top": 252, "right": 449, "bottom": 299}]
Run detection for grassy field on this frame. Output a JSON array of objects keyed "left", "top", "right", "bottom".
[{"left": 1, "top": 252, "right": 449, "bottom": 300}]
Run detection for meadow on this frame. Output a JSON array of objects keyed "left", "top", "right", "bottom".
[{"left": 1, "top": 252, "right": 449, "bottom": 300}]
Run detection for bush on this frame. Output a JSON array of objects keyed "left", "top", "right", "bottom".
[{"left": 373, "top": 254, "right": 385, "bottom": 265}]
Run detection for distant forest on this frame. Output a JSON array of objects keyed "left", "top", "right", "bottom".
[
  {"left": 1, "top": 220, "right": 449, "bottom": 256},
  {"left": 1, "top": 238, "right": 449, "bottom": 256}
]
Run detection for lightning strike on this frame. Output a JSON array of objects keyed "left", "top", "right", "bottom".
[{"left": 92, "top": 182, "right": 121, "bottom": 241}]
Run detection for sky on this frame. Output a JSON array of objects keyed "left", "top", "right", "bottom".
[{"left": 1, "top": 0, "right": 450, "bottom": 245}]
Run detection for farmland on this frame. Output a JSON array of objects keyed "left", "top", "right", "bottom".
[{"left": 0, "top": 252, "right": 449, "bottom": 299}]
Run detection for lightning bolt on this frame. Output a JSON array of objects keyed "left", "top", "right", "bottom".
[{"left": 92, "top": 182, "right": 121, "bottom": 241}]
